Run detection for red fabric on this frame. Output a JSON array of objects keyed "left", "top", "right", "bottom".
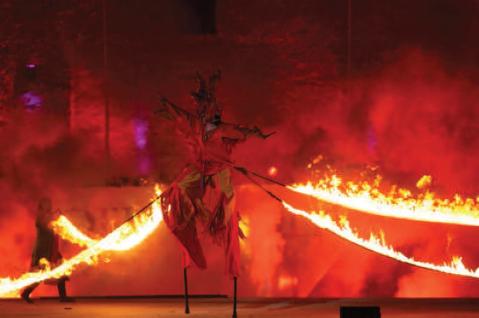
[
  {"left": 161, "top": 178, "right": 207, "bottom": 269},
  {"left": 181, "top": 245, "right": 191, "bottom": 269},
  {"left": 162, "top": 103, "right": 250, "bottom": 276},
  {"left": 225, "top": 210, "right": 241, "bottom": 278}
]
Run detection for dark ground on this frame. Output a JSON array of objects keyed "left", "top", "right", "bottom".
[{"left": 2, "top": 297, "right": 479, "bottom": 317}]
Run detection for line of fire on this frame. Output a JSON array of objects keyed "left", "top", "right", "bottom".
[{"left": 2, "top": 1, "right": 479, "bottom": 318}]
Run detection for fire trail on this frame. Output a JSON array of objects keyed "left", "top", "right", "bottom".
[
  {"left": 2, "top": 178, "right": 479, "bottom": 297},
  {"left": 289, "top": 174, "right": 479, "bottom": 227},
  {"left": 0, "top": 187, "right": 164, "bottom": 297}
]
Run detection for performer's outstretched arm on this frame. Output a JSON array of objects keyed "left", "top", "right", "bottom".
[
  {"left": 221, "top": 122, "right": 275, "bottom": 143},
  {"left": 155, "top": 97, "right": 195, "bottom": 123}
]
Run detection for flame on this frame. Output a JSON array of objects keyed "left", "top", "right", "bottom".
[
  {"left": 51, "top": 215, "right": 97, "bottom": 248},
  {"left": 4, "top": 181, "right": 479, "bottom": 298},
  {"left": 416, "top": 175, "right": 432, "bottom": 189},
  {"left": 289, "top": 173, "right": 479, "bottom": 226},
  {"left": 277, "top": 274, "right": 298, "bottom": 290},
  {"left": 282, "top": 201, "right": 479, "bottom": 278},
  {"left": 268, "top": 166, "right": 278, "bottom": 177},
  {"left": 0, "top": 187, "right": 163, "bottom": 297},
  {"left": 239, "top": 215, "right": 251, "bottom": 256}
]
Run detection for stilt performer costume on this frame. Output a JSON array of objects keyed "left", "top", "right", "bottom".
[{"left": 156, "top": 71, "right": 273, "bottom": 316}]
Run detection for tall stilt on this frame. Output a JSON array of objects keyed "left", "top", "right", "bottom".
[
  {"left": 184, "top": 267, "right": 190, "bottom": 314},
  {"left": 232, "top": 277, "right": 238, "bottom": 318}
]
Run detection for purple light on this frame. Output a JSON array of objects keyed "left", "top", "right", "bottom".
[
  {"left": 26, "top": 63, "right": 36, "bottom": 69},
  {"left": 20, "top": 91, "right": 43, "bottom": 110},
  {"left": 133, "top": 119, "right": 148, "bottom": 150}
]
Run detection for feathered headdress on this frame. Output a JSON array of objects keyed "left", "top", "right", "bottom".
[{"left": 191, "top": 70, "right": 222, "bottom": 124}]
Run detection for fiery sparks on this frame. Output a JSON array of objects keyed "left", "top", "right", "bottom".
[
  {"left": 0, "top": 188, "right": 163, "bottom": 297},
  {"left": 282, "top": 201, "right": 479, "bottom": 278},
  {"left": 289, "top": 174, "right": 479, "bottom": 226}
]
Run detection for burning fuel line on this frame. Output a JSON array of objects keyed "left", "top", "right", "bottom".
[
  {"left": 288, "top": 174, "right": 479, "bottom": 227},
  {"left": 51, "top": 215, "right": 97, "bottom": 248},
  {"left": 45, "top": 201, "right": 479, "bottom": 282},
  {"left": 239, "top": 165, "right": 479, "bottom": 227},
  {"left": 58, "top": 198, "right": 479, "bottom": 279},
  {"left": 49, "top": 195, "right": 479, "bottom": 280},
  {"left": 236, "top": 167, "right": 479, "bottom": 278},
  {"left": 281, "top": 202, "right": 479, "bottom": 278},
  {"left": 3, "top": 180, "right": 479, "bottom": 297}
]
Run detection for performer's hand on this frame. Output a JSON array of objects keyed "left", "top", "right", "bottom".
[
  {"left": 252, "top": 126, "right": 275, "bottom": 139},
  {"left": 261, "top": 131, "right": 276, "bottom": 139},
  {"left": 234, "top": 166, "right": 248, "bottom": 175}
]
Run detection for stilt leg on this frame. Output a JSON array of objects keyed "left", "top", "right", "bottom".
[
  {"left": 232, "top": 277, "right": 238, "bottom": 318},
  {"left": 184, "top": 267, "right": 190, "bottom": 314}
]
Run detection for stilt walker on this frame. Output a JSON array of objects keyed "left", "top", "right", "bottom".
[{"left": 156, "top": 71, "right": 273, "bottom": 316}]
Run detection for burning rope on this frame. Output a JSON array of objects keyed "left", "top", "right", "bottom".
[
  {"left": 236, "top": 164, "right": 479, "bottom": 227},
  {"left": 289, "top": 175, "right": 479, "bottom": 227},
  {"left": 236, "top": 166, "right": 479, "bottom": 278},
  {"left": 56, "top": 199, "right": 479, "bottom": 280},
  {"left": 46, "top": 169, "right": 479, "bottom": 282},
  {"left": 282, "top": 202, "right": 479, "bottom": 278},
  {"left": 3, "top": 170, "right": 479, "bottom": 297}
]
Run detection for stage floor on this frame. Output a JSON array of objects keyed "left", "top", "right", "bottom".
[{"left": 1, "top": 297, "right": 479, "bottom": 317}]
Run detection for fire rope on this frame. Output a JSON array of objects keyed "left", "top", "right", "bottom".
[{"left": 2, "top": 170, "right": 479, "bottom": 297}]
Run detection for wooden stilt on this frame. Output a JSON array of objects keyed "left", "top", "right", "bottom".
[
  {"left": 232, "top": 277, "right": 238, "bottom": 318},
  {"left": 184, "top": 267, "right": 190, "bottom": 314}
]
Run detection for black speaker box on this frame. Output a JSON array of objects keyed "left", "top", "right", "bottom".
[{"left": 340, "top": 306, "right": 381, "bottom": 318}]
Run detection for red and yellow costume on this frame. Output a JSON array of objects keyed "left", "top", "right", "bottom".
[{"left": 158, "top": 72, "right": 270, "bottom": 277}]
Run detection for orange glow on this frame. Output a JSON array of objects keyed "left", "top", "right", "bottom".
[
  {"left": 239, "top": 215, "right": 251, "bottom": 255},
  {"left": 268, "top": 166, "right": 278, "bottom": 177},
  {"left": 278, "top": 274, "right": 298, "bottom": 290}
]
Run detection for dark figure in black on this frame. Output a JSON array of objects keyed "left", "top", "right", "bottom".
[{"left": 21, "top": 197, "right": 74, "bottom": 303}]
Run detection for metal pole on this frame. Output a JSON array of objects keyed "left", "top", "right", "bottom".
[
  {"left": 184, "top": 267, "right": 190, "bottom": 314},
  {"left": 232, "top": 277, "right": 237, "bottom": 318}
]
